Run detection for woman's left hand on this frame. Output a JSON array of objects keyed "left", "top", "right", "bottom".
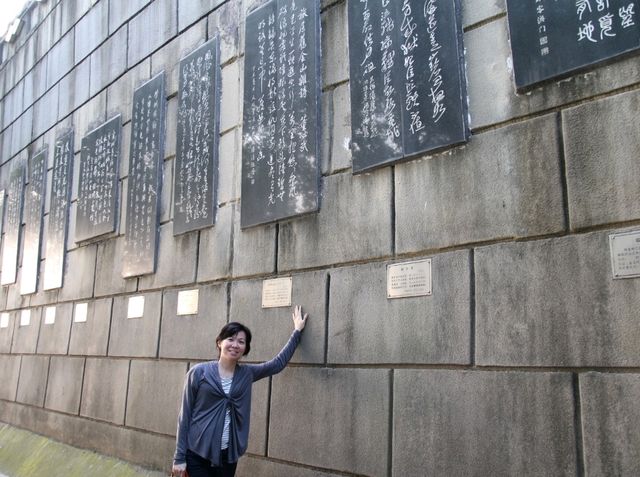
[{"left": 292, "top": 305, "right": 308, "bottom": 331}]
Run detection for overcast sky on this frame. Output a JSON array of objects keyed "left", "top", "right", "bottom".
[{"left": 1, "top": 0, "right": 29, "bottom": 40}]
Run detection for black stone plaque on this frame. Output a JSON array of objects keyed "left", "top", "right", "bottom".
[
  {"left": 76, "top": 115, "right": 121, "bottom": 243},
  {"left": 123, "top": 73, "right": 166, "bottom": 278},
  {"left": 241, "top": 0, "right": 321, "bottom": 228},
  {"left": 1, "top": 163, "right": 25, "bottom": 286},
  {"left": 507, "top": 0, "right": 640, "bottom": 91},
  {"left": 21, "top": 148, "right": 48, "bottom": 295},
  {"left": 174, "top": 39, "right": 221, "bottom": 235},
  {"left": 44, "top": 131, "right": 74, "bottom": 290},
  {"left": 348, "top": 0, "right": 469, "bottom": 173}
]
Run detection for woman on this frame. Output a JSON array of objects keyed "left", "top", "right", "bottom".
[{"left": 171, "top": 305, "right": 309, "bottom": 477}]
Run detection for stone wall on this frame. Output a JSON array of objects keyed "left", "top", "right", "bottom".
[{"left": 0, "top": 0, "right": 639, "bottom": 475}]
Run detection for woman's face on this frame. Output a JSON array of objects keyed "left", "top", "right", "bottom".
[{"left": 218, "top": 331, "right": 247, "bottom": 362}]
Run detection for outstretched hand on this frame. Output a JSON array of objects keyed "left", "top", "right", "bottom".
[{"left": 292, "top": 305, "right": 308, "bottom": 331}]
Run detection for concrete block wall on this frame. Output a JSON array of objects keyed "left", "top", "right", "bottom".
[{"left": 0, "top": 1, "right": 638, "bottom": 476}]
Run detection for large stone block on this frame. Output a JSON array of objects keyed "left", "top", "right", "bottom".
[
  {"left": 58, "top": 59, "right": 90, "bottom": 121},
  {"left": 58, "top": 245, "right": 97, "bottom": 301},
  {"left": 0, "top": 312, "right": 16, "bottom": 353},
  {"left": 11, "top": 308, "right": 42, "bottom": 354},
  {"left": 36, "top": 302, "right": 73, "bottom": 355},
  {"left": 46, "top": 30, "right": 74, "bottom": 90},
  {"left": 138, "top": 223, "right": 198, "bottom": 290},
  {"left": 197, "top": 203, "right": 233, "bottom": 282},
  {"left": 128, "top": 0, "right": 178, "bottom": 67},
  {"left": 393, "top": 370, "right": 576, "bottom": 476},
  {"left": 125, "top": 359, "right": 188, "bottom": 435},
  {"left": 220, "top": 61, "right": 241, "bottom": 132},
  {"left": 80, "top": 357, "right": 130, "bottom": 424},
  {"left": 106, "top": 59, "right": 151, "bottom": 124},
  {"left": 328, "top": 82, "right": 351, "bottom": 173},
  {"left": 0, "top": 355, "right": 21, "bottom": 401},
  {"left": 74, "top": 0, "right": 108, "bottom": 63},
  {"left": 563, "top": 90, "right": 640, "bottom": 229},
  {"left": 462, "top": 0, "right": 505, "bottom": 28},
  {"left": 160, "top": 158, "right": 173, "bottom": 223},
  {"left": 207, "top": 0, "right": 241, "bottom": 64},
  {"left": 108, "top": 292, "right": 162, "bottom": 358},
  {"left": 329, "top": 252, "right": 471, "bottom": 364},
  {"left": 218, "top": 128, "right": 240, "bottom": 204},
  {"left": 580, "top": 372, "right": 640, "bottom": 476},
  {"left": 230, "top": 272, "right": 327, "bottom": 364},
  {"left": 270, "top": 367, "right": 390, "bottom": 475},
  {"left": 279, "top": 170, "right": 393, "bottom": 270},
  {"left": 89, "top": 26, "right": 128, "bottom": 97},
  {"left": 178, "top": 0, "right": 224, "bottom": 32},
  {"left": 466, "top": 17, "right": 640, "bottom": 129},
  {"left": 151, "top": 19, "right": 206, "bottom": 97},
  {"left": 94, "top": 237, "right": 138, "bottom": 297},
  {"left": 246, "top": 378, "right": 268, "bottom": 456},
  {"left": 164, "top": 97, "right": 177, "bottom": 159},
  {"left": 109, "top": 0, "right": 150, "bottom": 34},
  {"left": 321, "top": 2, "right": 348, "bottom": 88},
  {"left": 476, "top": 229, "right": 640, "bottom": 367},
  {"left": 16, "top": 355, "right": 49, "bottom": 407},
  {"left": 159, "top": 284, "right": 227, "bottom": 360},
  {"left": 44, "top": 356, "right": 85, "bottom": 414},
  {"left": 33, "top": 86, "right": 60, "bottom": 138},
  {"left": 237, "top": 456, "right": 343, "bottom": 477},
  {"left": 232, "top": 206, "right": 276, "bottom": 277},
  {"left": 396, "top": 115, "right": 565, "bottom": 253},
  {"left": 72, "top": 93, "right": 107, "bottom": 152},
  {"left": 68, "top": 298, "right": 113, "bottom": 356}
]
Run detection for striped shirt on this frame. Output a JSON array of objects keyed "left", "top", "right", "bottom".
[{"left": 220, "top": 376, "right": 233, "bottom": 450}]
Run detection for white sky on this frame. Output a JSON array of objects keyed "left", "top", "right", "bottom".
[{"left": 0, "top": 0, "right": 29, "bottom": 39}]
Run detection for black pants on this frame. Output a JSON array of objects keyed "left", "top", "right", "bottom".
[{"left": 186, "top": 449, "right": 237, "bottom": 477}]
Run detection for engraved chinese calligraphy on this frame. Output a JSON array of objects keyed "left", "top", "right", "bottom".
[
  {"left": 174, "top": 39, "right": 221, "bottom": 235},
  {"left": 123, "top": 73, "right": 166, "bottom": 277},
  {"left": 21, "top": 148, "right": 47, "bottom": 295},
  {"left": 241, "top": 0, "right": 321, "bottom": 228},
  {"left": 507, "top": 0, "right": 640, "bottom": 91},
  {"left": 76, "top": 116, "right": 121, "bottom": 242},
  {"left": 1, "top": 163, "right": 25, "bottom": 285},
  {"left": 348, "top": 0, "right": 469, "bottom": 173}
]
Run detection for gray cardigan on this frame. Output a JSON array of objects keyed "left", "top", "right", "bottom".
[{"left": 173, "top": 330, "right": 301, "bottom": 466}]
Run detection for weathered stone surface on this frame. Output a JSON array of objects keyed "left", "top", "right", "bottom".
[
  {"left": 138, "top": 223, "right": 198, "bottom": 290},
  {"left": 220, "top": 61, "right": 240, "bottom": 132},
  {"left": 321, "top": 2, "right": 348, "bottom": 88},
  {"left": 89, "top": 26, "right": 128, "bottom": 97},
  {"left": 329, "top": 252, "right": 471, "bottom": 364},
  {"left": 230, "top": 272, "right": 327, "bottom": 364},
  {"left": 393, "top": 370, "right": 576, "bottom": 476},
  {"left": 207, "top": 1, "right": 240, "bottom": 64},
  {"left": 72, "top": 93, "right": 107, "bottom": 152},
  {"left": 44, "top": 356, "right": 85, "bottom": 414},
  {"left": 46, "top": 30, "right": 74, "bottom": 89},
  {"left": 462, "top": 0, "right": 505, "bottom": 28},
  {"left": 16, "top": 355, "right": 49, "bottom": 407},
  {"left": 396, "top": 115, "right": 565, "bottom": 253},
  {"left": 246, "top": 377, "right": 268, "bottom": 455},
  {"left": 36, "top": 302, "right": 73, "bottom": 355},
  {"left": 270, "top": 367, "right": 390, "bottom": 475},
  {"left": 58, "top": 59, "right": 90, "bottom": 121},
  {"left": 279, "top": 170, "right": 393, "bottom": 270},
  {"left": 580, "top": 372, "right": 640, "bottom": 476},
  {"left": 159, "top": 284, "right": 227, "bottom": 360},
  {"left": 178, "top": 0, "right": 225, "bottom": 31},
  {"left": 11, "top": 308, "right": 42, "bottom": 354},
  {"left": 237, "top": 456, "right": 343, "bottom": 477},
  {"left": 106, "top": 59, "right": 151, "bottom": 124},
  {"left": 466, "top": 18, "right": 640, "bottom": 129},
  {"left": 108, "top": 292, "right": 162, "bottom": 358},
  {"left": 0, "top": 401, "right": 175, "bottom": 471},
  {"left": 68, "top": 298, "right": 113, "bottom": 356},
  {"left": 33, "top": 86, "right": 59, "bottom": 138},
  {"left": 160, "top": 158, "right": 172, "bottom": 223},
  {"left": 218, "top": 128, "right": 240, "bottom": 204},
  {"left": 151, "top": 20, "right": 206, "bottom": 97},
  {"left": 125, "top": 359, "right": 187, "bottom": 435},
  {"left": 94, "top": 238, "right": 138, "bottom": 297},
  {"left": 80, "top": 357, "right": 130, "bottom": 424},
  {"left": 164, "top": 97, "right": 177, "bottom": 159},
  {"left": 197, "top": 203, "right": 233, "bottom": 282},
  {"left": 232, "top": 206, "right": 276, "bottom": 277},
  {"left": 74, "top": 0, "right": 108, "bottom": 63},
  {"left": 128, "top": 0, "right": 178, "bottom": 67},
  {"left": 476, "top": 229, "right": 640, "bottom": 367},
  {"left": 0, "top": 355, "right": 21, "bottom": 401},
  {"left": 58, "top": 245, "right": 97, "bottom": 301},
  {"left": 329, "top": 82, "right": 351, "bottom": 173},
  {"left": 109, "top": 0, "right": 150, "bottom": 34},
  {"left": 563, "top": 90, "right": 640, "bottom": 229},
  {"left": 0, "top": 312, "right": 16, "bottom": 353}
]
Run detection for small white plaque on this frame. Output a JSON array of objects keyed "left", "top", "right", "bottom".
[
  {"left": 0, "top": 312, "right": 9, "bottom": 329},
  {"left": 387, "top": 259, "right": 432, "bottom": 299},
  {"left": 44, "top": 306, "right": 57, "bottom": 325},
  {"left": 177, "top": 289, "right": 199, "bottom": 316},
  {"left": 610, "top": 230, "right": 640, "bottom": 279},
  {"left": 20, "top": 309, "right": 31, "bottom": 327},
  {"left": 74, "top": 303, "right": 88, "bottom": 323},
  {"left": 262, "top": 277, "right": 293, "bottom": 308},
  {"left": 127, "top": 296, "right": 145, "bottom": 319}
]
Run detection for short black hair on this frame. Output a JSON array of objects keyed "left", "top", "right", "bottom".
[{"left": 216, "top": 322, "right": 252, "bottom": 356}]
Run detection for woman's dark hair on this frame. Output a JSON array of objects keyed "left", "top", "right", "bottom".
[{"left": 216, "top": 322, "right": 252, "bottom": 356}]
